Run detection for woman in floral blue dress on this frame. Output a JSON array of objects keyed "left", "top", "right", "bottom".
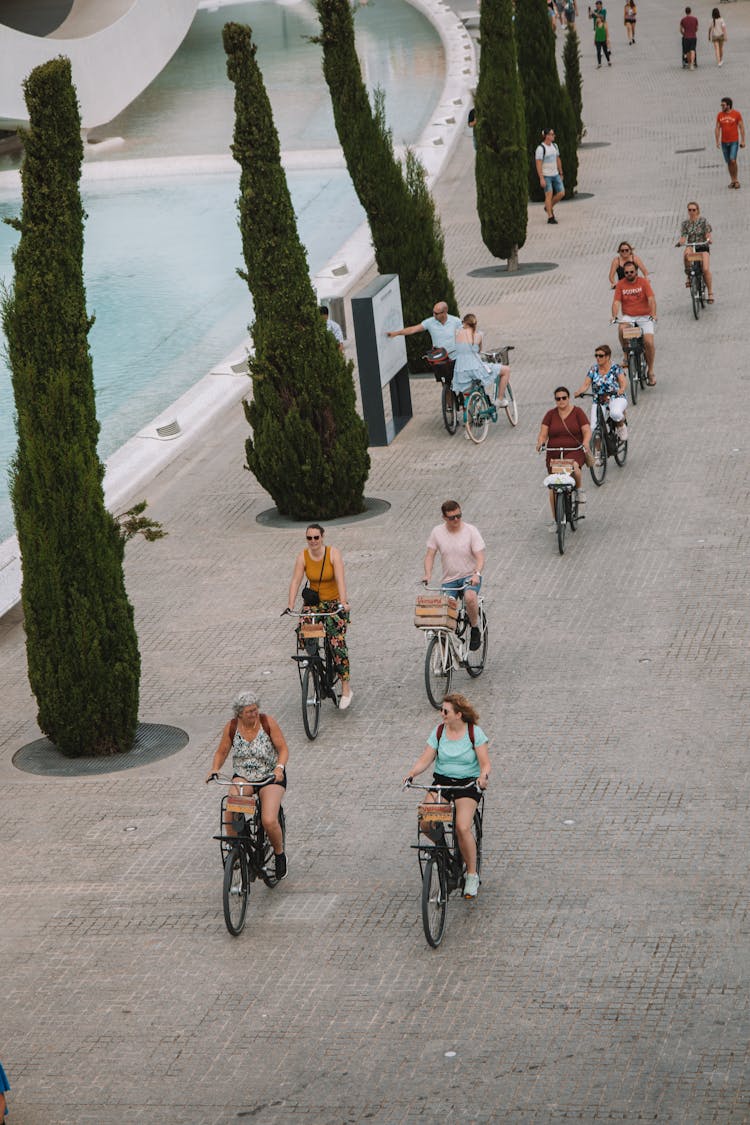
[{"left": 574, "top": 344, "right": 628, "bottom": 440}]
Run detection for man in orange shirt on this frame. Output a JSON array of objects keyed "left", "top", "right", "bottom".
[
  {"left": 715, "top": 97, "right": 746, "bottom": 189},
  {"left": 612, "top": 264, "right": 657, "bottom": 384}
]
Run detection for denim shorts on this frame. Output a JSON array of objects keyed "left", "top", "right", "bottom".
[
  {"left": 441, "top": 573, "right": 483, "bottom": 597},
  {"left": 544, "top": 173, "right": 564, "bottom": 194},
  {"left": 721, "top": 140, "right": 739, "bottom": 164}
]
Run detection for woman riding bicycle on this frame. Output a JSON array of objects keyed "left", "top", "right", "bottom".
[
  {"left": 205, "top": 691, "right": 289, "bottom": 880},
  {"left": 608, "top": 240, "right": 649, "bottom": 288},
  {"left": 536, "top": 386, "right": 592, "bottom": 520},
  {"left": 677, "top": 201, "right": 713, "bottom": 303},
  {"left": 287, "top": 523, "right": 352, "bottom": 709},
  {"left": 452, "top": 313, "right": 511, "bottom": 407},
  {"left": 404, "top": 692, "right": 490, "bottom": 899},
  {"left": 574, "top": 344, "right": 628, "bottom": 440}
]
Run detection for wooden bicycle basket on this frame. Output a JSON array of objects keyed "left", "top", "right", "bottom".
[
  {"left": 226, "top": 794, "right": 256, "bottom": 816},
  {"left": 418, "top": 801, "right": 453, "bottom": 823},
  {"left": 299, "top": 622, "right": 325, "bottom": 639},
  {"left": 622, "top": 326, "right": 642, "bottom": 338},
  {"left": 686, "top": 253, "right": 703, "bottom": 263},
  {"left": 549, "top": 458, "right": 576, "bottom": 475},
  {"left": 414, "top": 594, "right": 458, "bottom": 631}
]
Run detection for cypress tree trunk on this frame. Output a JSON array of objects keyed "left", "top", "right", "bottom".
[
  {"left": 2, "top": 58, "right": 140, "bottom": 757},
  {"left": 563, "top": 26, "right": 585, "bottom": 144},
  {"left": 315, "top": 0, "right": 457, "bottom": 371},
  {"left": 515, "top": 0, "right": 578, "bottom": 201},
  {"left": 474, "top": 0, "right": 528, "bottom": 270},
  {"left": 223, "top": 23, "right": 369, "bottom": 519}
]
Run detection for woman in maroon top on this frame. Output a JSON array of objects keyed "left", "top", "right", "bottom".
[{"left": 536, "top": 386, "right": 592, "bottom": 516}]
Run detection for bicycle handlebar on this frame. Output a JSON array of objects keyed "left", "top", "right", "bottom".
[
  {"left": 678, "top": 241, "right": 710, "bottom": 250},
  {"left": 282, "top": 606, "right": 344, "bottom": 618},
  {"left": 419, "top": 580, "right": 476, "bottom": 593},
  {"left": 206, "top": 771, "right": 278, "bottom": 787},
  {"left": 402, "top": 779, "right": 485, "bottom": 792},
  {"left": 611, "top": 316, "right": 654, "bottom": 324}
]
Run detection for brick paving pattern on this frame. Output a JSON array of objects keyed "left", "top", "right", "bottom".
[{"left": 1, "top": 1, "right": 749, "bottom": 1121}]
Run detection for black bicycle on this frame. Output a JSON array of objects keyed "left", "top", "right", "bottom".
[
  {"left": 423, "top": 348, "right": 458, "bottom": 434},
  {"left": 209, "top": 773, "right": 287, "bottom": 936},
  {"left": 284, "top": 607, "right": 342, "bottom": 739},
  {"left": 543, "top": 446, "right": 583, "bottom": 556},
  {"left": 577, "top": 390, "right": 627, "bottom": 486},
  {"left": 680, "top": 241, "right": 709, "bottom": 320},
  {"left": 621, "top": 324, "right": 648, "bottom": 403},
  {"left": 404, "top": 780, "right": 484, "bottom": 947}
]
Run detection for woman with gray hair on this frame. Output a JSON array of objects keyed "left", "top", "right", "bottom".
[{"left": 206, "top": 691, "right": 289, "bottom": 880}]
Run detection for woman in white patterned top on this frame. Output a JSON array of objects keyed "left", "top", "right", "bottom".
[{"left": 206, "top": 691, "right": 289, "bottom": 880}]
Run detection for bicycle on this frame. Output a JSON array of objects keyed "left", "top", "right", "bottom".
[
  {"left": 404, "top": 779, "right": 484, "bottom": 947},
  {"left": 283, "top": 607, "right": 342, "bottom": 740},
  {"left": 679, "top": 241, "right": 709, "bottom": 320},
  {"left": 208, "top": 773, "right": 287, "bottom": 936},
  {"left": 577, "top": 389, "right": 627, "bottom": 486},
  {"left": 423, "top": 347, "right": 458, "bottom": 435},
  {"left": 415, "top": 582, "right": 488, "bottom": 709},
  {"left": 620, "top": 323, "right": 648, "bottom": 404},
  {"left": 542, "top": 445, "right": 583, "bottom": 556},
  {"left": 463, "top": 347, "right": 518, "bottom": 444}
]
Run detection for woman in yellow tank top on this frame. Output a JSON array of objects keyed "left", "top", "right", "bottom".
[{"left": 287, "top": 524, "right": 353, "bottom": 708}]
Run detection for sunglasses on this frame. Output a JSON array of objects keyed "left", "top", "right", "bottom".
[
  {"left": 440, "top": 707, "right": 453, "bottom": 716},
  {"left": 555, "top": 395, "right": 568, "bottom": 401},
  {"left": 687, "top": 207, "right": 698, "bottom": 212},
  {"left": 619, "top": 247, "right": 631, "bottom": 253},
  {"left": 306, "top": 534, "right": 321, "bottom": 541},
  {"left": 594, "top": 352, "right": 607, "bottom": 357},
  {"left": 444, "top": 513, "right": 462, "bottom": 521}
]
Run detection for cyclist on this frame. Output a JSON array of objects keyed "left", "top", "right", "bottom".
[
  {"left": 574, "top": 344, "right": 628, "bottom": 440},
  {"left": 387, "top": 300, "right": 461, "bottom": 383},
  {"left": 404, "top": 692, "right": 490, "bottom": 899},
  {"left": 611, "top": 262, "right": 657, "bottom": 385},
  {"left": 205, "top": 691, "right": 289, "bottom": 880},
  {"left": 452, "top": 313, "right": 510, "bottom": 407},
  {"left": 677, "top": 201, "right": 713, "bottom": 302},
  {"left": 423, "top": 501, "right": 485, "bottom": 651},
  {"left": 608, "top": 240, "right": 649, "bottom": 288},
  {"left": 287, "top": 523, "right": 352, "bottom": 709},
  {"left": 536, "top": 387, "right": 591, "bottom": 521}
]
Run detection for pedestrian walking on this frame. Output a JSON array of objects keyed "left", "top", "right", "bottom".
[
  {"left": 535, "top": 127, "right": 565, "bottom": 224},
  {"left": 624, "top": 1, "right": 636, "bottom": 44},
  {"left": 594, "top": 14, "right": 612, "bottom": 66},
  {"left": 680, "top": 7, "right": 698, "bottom": 68},
  {"left": 715, "top": 96, "right": 745, "bottom": 188},
  {"left": 708, "top": 9, "right": 728, "bottom": 66}
]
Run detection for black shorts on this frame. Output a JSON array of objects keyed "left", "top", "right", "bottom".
[
  {"left": 431, "top": 772, "right": 482, "bottom": 804},
  {"left": 233, "top": 772, "right": 287, "bottom": 791}
]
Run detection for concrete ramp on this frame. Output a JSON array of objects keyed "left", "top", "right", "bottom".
[{"left": 0, "top": 0, "right": 198, "bottom": 130}]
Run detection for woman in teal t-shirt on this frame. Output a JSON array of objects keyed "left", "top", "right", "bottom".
[{"left": 404, "top": 692, "right": 490, "bottom": 898}]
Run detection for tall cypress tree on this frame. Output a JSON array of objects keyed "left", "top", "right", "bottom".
[
  {"left": 474, "top": 0, "right": 528, "bottom": 270},
  {"left": 223, "top": 23, "right": 369, "bottom": 519},
  {"left": 563, "top": 25, "right": 585, "bottom": 144},
  {"left": 315, "top": 0, "right": 457, "bottom": 370},
  {"left": 2, "top": 57, "right": 140, "bottom": 757},
  {"left": 515, "top": 0, "right": 578, "bottom": 201}
]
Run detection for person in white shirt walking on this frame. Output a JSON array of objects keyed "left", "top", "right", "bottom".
[{"left": 535, "top": 127, "right": 565, "bottom": 224}]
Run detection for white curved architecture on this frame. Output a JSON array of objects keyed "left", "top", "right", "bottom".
[{"left": 0, "top": 0, "right": 198, "bottom": 131}]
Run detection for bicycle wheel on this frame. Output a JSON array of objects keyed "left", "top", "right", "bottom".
[
  {"left": 690, "top": 275, "right": 701, "bottom": 320},
  {"left": 301, "top": 664, "right": 321, "bottom": 740},
  {"left": 465, "top": 607, "right": 488, "bottom": 677},
  {"left": 627, "top": 353, "right": 639, "bottom": 405},
  {"left": 222, "top": 845, "right": 249, "bottom": 936},
  {"left": 425, "top": 633, "right": 453, "bottom": 709},
  {"left": 261, "top": 807, "right": 286, "bottom": 888},
  {"left": 421, "top": 854, "right": 448, "bottom": 947},
  {"left": 590, "top": 423, "right": 607, "bottom": 486},
  {"left": 614, "top": 428, "right": 628, "bottom": 466},
  {"left": 504, "top": 383, "right": 519, "bottom": 427},
  {"left": 699, "top": 276, "right": 707, "bottom": 309},
  {"left": 555, "top": 490, "right": 566, "bottom": 555},
  {"left": 638, "top": 350, "right": 648, "bottom": 390},
  {"left": 441, "top": 383, "right": 458, "bottom": 435},
  {"left": 466, "top": 391, "right": 490, "bottom": 444},
  {"left": 568, "top": 489, "right": 578, "bottom": 532},
  {"left": 325, "top": 639, "right": 342, "bottom": 707}
]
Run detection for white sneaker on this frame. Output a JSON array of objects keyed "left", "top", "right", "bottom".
[
  {"left": 464, "top": 872, "right": 480, "bottom": 898},
  {"left": 339, "top": 691, "right": 353, "bottom": 711},
  {"left": 496, "top": 397, "right": 509, "bottom": 407},
  {"left": 548, "top": 522, "right": 557, "bottom": 532},
  {"left": 617, "top": 423, "right": 628, "bottom": 440}
]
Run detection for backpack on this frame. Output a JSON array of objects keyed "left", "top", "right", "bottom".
[
  {"left": 229, "top": 714, "right": 271, "bottom": 741},
  {"left": 437, "top": 721, "right": 476, "bottom": 747}
]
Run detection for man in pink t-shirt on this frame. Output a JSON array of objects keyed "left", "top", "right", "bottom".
[{"left": 423, "top": 500, "right": 486, "bottom": 649}]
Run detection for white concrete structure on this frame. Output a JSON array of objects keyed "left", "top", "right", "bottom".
[{"left": 0, "top": 0, "right": 198, "bottom": 130}]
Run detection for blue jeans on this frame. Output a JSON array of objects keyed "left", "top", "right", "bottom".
[
  {"left": 441, "top": 574, "right": 483, "bottom": 597},
  {"left": 721, "top": 140, "right": 739, "bottom": 164},
  {"left": 544, "top": 173, "right": 564, "bottom": 195}
]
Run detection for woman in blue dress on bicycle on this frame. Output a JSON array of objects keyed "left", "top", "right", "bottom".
[
  {"left": 404, "top": 692, "right": 490, "bottom": 899},
  {"left": 451, "top": 313, "right": 511, "bottom": 407}
]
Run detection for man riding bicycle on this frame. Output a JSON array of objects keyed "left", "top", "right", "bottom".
[
  {"left": 387, "top": 300, "right": 461, "bottom": 382},
  {"left": 423, "top": 501, "right": 485, "bottom": 651},
  {"left": 612, "top": 264, "right": 657, "bottom": 385}
]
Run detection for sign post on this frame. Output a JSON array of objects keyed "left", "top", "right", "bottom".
[{"left": 351, "top": 274, "right": 412, "bottom": 446}]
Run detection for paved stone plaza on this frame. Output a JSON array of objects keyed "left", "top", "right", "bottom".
[{"left": 1, "top": 2, "right": 749, "bottom": 1121}]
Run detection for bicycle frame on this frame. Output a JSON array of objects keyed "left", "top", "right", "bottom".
[
  {"left": 420, "top": 584, "right": 483, "bottom": 666},
  {"left": 406, "top": 781, "right": 484, "bottom": 876},
  {"left": 286, "top": 608, "right": 341, "bottom": 701}
]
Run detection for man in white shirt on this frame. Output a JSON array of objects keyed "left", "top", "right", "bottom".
[
  {"left": 535, "top": 127, "right": 565, "bottom": 225},
  {"left": 320, "top": 305, "right": 344, "bottom": 352},
  {"left": 423, "top": 500, "right": 486, "bottom": 650}
]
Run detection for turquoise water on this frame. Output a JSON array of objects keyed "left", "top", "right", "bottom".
[{"left": 0, "top": 0, "right": 444, "bottom": 540}]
